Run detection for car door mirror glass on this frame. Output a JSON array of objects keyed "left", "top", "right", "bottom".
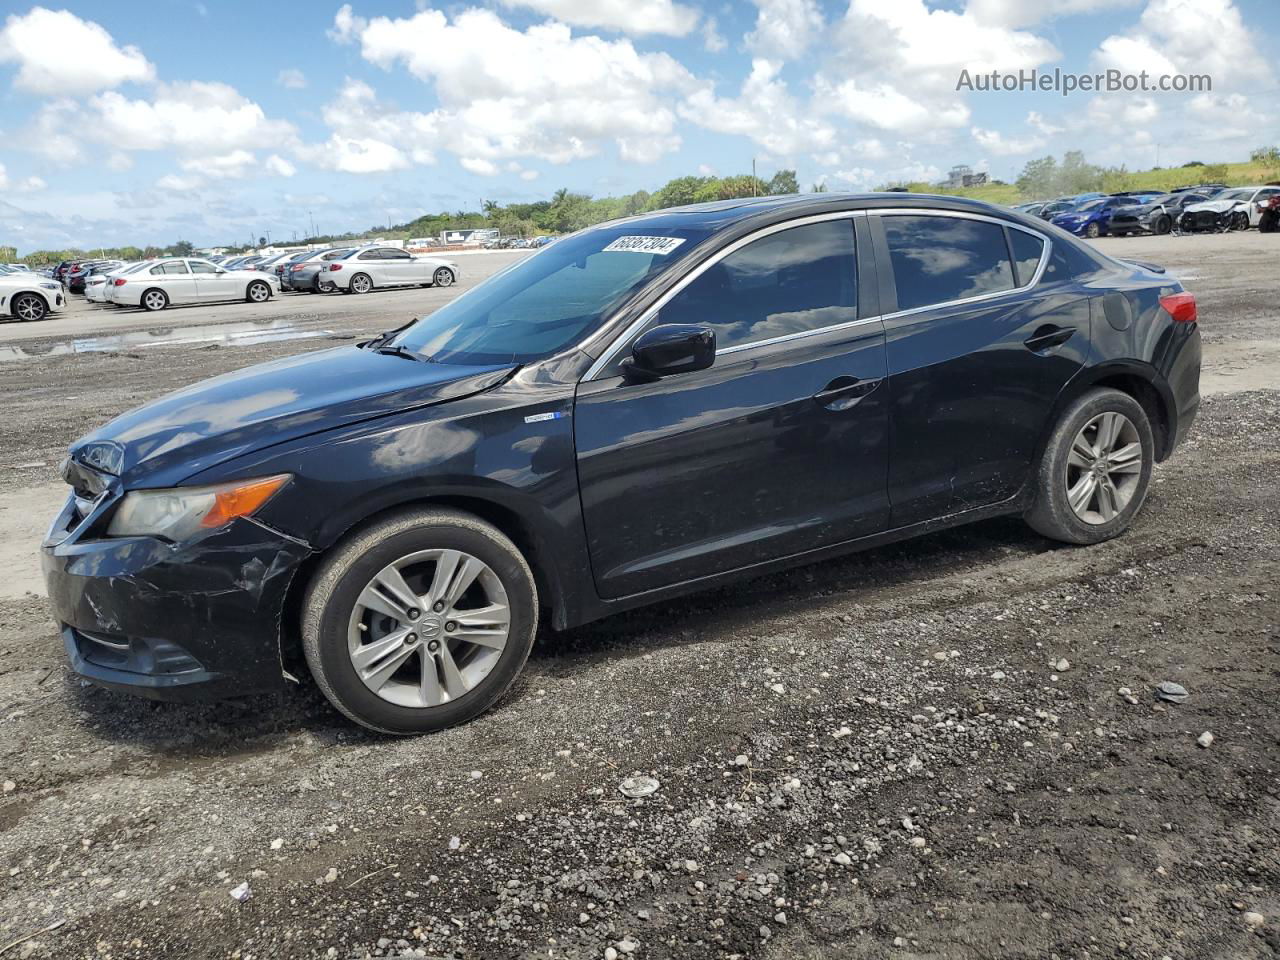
[{"left": 625, "top": 324, "right": 716, "bottom": 380}]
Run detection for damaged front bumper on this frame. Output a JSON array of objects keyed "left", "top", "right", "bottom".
[{"left": 42, "top": 489, "right": 311, "bottom": 702}]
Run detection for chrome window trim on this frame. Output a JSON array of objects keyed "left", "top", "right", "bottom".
[
  {"left": 583, "top": 210, "right": 868, "bottom": 381},
  {"left": 717, "top": 314, "right": 883, "bottom": 356},
  {"left": 873, "top": 208, "right": 1052, "bottom": 322}
]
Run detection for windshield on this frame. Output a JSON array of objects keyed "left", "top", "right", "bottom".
[
  {"left": 391, "top": 224, "right": 712, "bottom": 365},
  {"left": 1215, "top": 188, "right": 1252, "bottom": 201},
  {"left": 1076, "top": 199, "right": 1109, "bottom": 212}
]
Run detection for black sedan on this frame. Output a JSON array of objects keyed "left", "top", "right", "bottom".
[
  {"left": 1107, "top": 192, "right": 1213, "bottom": 236},
  {"left": 43, "top": 194, "right": 1201, "bottom": 734}
]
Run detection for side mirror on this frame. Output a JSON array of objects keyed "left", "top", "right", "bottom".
[
  {"left": 623, "top": 324, "right": 716, "bottom": 380},
  {"left": 214, "top": 268, "right": 226, "bottom": 274}
]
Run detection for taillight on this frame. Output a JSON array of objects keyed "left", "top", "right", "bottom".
[
  {"left": 329, "top": 263, "right": 342, "bottom": 271},
  {"left": 1159, "top": 292, "right": 1197, "bottom": 324},
  {"left": 113, "top": 278, "right": 127, "bottom": 286},
  {"left": 291, "top": 264, "right": 305, "bottom": 271}
]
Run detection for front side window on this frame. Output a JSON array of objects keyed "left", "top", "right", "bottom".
[
  {"left": 381, "top": 248, "right": 411, "bottom": 260},
  {"left": 391, "top": 224, "right": 712, "bottom": 365},
  {"left": 656, "top": 219, "right": 857, "bottom": 351},
  {"left": 188, "top": 260, "right": 217, "bottom": 274},
  {"left": 882, "top": 215, "right": 1015, "bottom": 312}
]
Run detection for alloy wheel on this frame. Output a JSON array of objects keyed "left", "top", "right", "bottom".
[
  {"left": 434, "top": 268, "right": 453, "bottom": 288},
  {"left": 346, "top": 549, "right": 511, "bottom": 708},
  {"left": 13, "top": 294, "right": 46, "bottom": 322},
  {"left": 1065, "top": 411, "right": 1143, "bottom": 525},
  {"left": 143, "top": 290, "right": 167, "bottom": 311},
  {"left": 248, "top": 282, "right": 269, "bottom": 302},
  {"left": 352, "top": 274, "right": 372, "bottom": 294}
]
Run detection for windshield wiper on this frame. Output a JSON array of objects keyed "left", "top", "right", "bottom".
[
  {"left": 373, "top": 344, "right": 435, "bottom": 363},
  {"left": 362, "top": 319, "right": 418, "bottom": 351}
]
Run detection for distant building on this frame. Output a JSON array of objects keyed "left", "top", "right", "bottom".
[
  {"left": 440, "top": 228, "right": 499, "bottom": 245},
  {"left": 941, "top": 164, "right": 988, "bottom": 188}
]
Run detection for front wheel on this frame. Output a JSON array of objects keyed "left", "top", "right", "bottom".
[
  {"left": 141, "top": 289, "right": 169, "bottom": 312},
  {"left": 246, "top": 280, "right": 271, "bottom": 303},
  {"left": 433, "top": 268, "right": 454, "bottom": 288},
  {"left": 1154, "top": 214, "right": 1172, "bottom": 235},
  {"left": 302, "top": 509, "right": 537, "bottom": 734},
  {"left": 1025, "top": 388, "right": 1154, "bottom": 545},
  {"left": 11, "top": 293, "right": 49, "bottom": 322},
  {"left": 1085, "top": 222, "right": 1101, "bottom": 239}
]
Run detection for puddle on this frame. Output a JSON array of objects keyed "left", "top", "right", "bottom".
[{"left": 0, "top": 319, "right": 338, "bottom": 362}]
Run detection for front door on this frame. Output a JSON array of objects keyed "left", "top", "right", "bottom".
[
  {"left": 574, "top": 217, "right": 890, "bottom": 600},
  {"left": 187, "top": 259, "right": 236, "bottom": 300},
  {"left": 870, "top": 212, "right": 1090, "bottom": 526}
]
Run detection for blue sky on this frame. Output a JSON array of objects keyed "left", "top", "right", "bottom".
[{"left": 0, "top": 0, "right": 1274, "bottom": 252}]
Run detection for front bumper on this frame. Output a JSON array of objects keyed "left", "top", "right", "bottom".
[{"left": 42, "top": 489, "right": 311, "bottom": 701}]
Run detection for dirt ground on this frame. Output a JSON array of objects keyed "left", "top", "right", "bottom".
[{"left": 0, "top": 233, "right": 1277, "bottom": 959}]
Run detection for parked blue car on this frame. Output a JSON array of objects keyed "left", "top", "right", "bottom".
[{"left": 1052, "top": 193, "right": 1163, "bottom": 238}]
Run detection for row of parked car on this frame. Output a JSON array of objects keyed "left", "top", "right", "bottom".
[
  {"left": 1013, "top": 183, "right": 1280, "bottom": 238},
  {"left": 42, "top": 245, "right": 462, "bottom": 313}
]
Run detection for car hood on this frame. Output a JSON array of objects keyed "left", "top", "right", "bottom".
[
  {"left": 69, "top": 346, "right": 516, "bottom": 488},
  {"left": 1185, "top": 199, "right": 1243, "bottom": 213}
]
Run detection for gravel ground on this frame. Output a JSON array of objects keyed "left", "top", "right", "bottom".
[{"left": 0, "top": 234, "right": 1277, "bottom": 959}]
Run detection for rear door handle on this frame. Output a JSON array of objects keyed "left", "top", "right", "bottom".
[
  {"left": 814, "top": 376, "right": 881, "bottom": 410},
  {"left": 1024, "top": 325, "right": 1075, "bottom": 353}
]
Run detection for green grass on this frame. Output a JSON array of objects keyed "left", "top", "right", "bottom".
[{"left": 889, "top": 160, "right": 1280, "bottom": 205}]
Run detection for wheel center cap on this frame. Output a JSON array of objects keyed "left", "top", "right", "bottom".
[{"left": 416, "top": 614, "right": 444, "bottom": 640}]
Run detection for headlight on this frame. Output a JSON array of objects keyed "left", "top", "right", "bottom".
[
  {"left": 40, "top": 282, "right": 59, "bottom": 290},
  {"left": 107, "top": 474, "right": 290, "bottom": 541}
]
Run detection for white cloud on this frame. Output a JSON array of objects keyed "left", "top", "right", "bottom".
[
  {"left": 88, "top": 81, "right": 297, "bottom": 155},
  {"left": 265, "top": 154, "right": 296, "bottom": 177},
  {"left": 681, "top": 59, "right": 835, "bottom": 156},
  {"left": 496, "top": 0, "right": 699, "bottom": 36},
  {"left": 970, "top": 126, "right": 1046, "bottom": 156},
  {"left": 815, "top": 0, "right": 1059, "bottom": 133},
  {"left": 0, "top": 7, "right": 154, "bottom": 94},
  {"left": 519, "top": 169, "right": 539, "bottom": 181},
  {"left": 277, "top": 68, "right": 307, "bottom": 89},
  {"left": 461, "top": 156, "right": 500, "bottom": 176},
  {"left": 106, "top": 151, "right": 133, "bottom": 172},
  {"left": 1026, "top": 111, "right": 1064, "bottom": 136},
  {"left": 328, "top": 8, "right": 693, "bottom": 167},
  {"left": 179, "top": 149, "right": 257, "bottom": 180},
  {"left": 702, "top": 17, "right": 726, "bottom": 53},
  {"left": 304, "top": 135, "right": 409, "bottom": 174},
  {"left": 745, "top": 0, "right": 824, "bottom": 60},
  {"left": 968, "top": 0, "right": 1140, "bottom": 29},
  {"left": 296, "top": 78, "right": 440, "bottom": 172}
]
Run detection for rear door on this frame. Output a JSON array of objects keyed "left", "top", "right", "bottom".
[
  {"left": 148, "top": 259, "right": 196, "bottom": 302},
  {"left": 869, "top": 212, "right": 1091, "bottom": 526},
  {"left": 574, "top": 215, "right": 890, "bottom": 599}
]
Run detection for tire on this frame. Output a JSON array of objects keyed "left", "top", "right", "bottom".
[
  {"left": 1233, "top": 211, "right": 1250, "bottom": 231},
  {"left": 302, "top": 508, "right": 538, "bottom": 735},
  {"left": 349, "top": 273, "right": 373, "bottom": 295},
  {"left": 433, "top": 268, "right": 454, "bottom": 288},
  {"left": 10, "top": 292, "right": 48, "bottom": 322},
  {"left": 246, "top": 280, "right": 271, "bottom": 303},
  {"left": 1154, "top": 215, "right": 1172, "bottom": 235},
  {"left": 1025, "top": 388, "right": 1154, "bottom": 545},
  {"left": 141, "top": 288, "right": 168, "bottom": 312},
  {"left": 1085, "top": 222, "right": 1101, "bottom": 239},
  {"left": 316, "top": 279, "right": 336, "bottom": 294},
  {"left": 1261, "top": 211, "right": 1280, "bottom": 233}
]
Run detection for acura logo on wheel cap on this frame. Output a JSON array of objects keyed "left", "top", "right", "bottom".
[{"left": 417, "top": 615, "right": 443, "bottom": 639}]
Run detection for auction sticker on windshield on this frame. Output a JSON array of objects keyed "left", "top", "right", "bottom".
[{"left": 602, "top": 236, "right": 687, "bottom": 255}]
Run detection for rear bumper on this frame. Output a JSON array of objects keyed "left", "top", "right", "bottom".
[
  {"left": 1164, "top": 326, "right": 1201, "bottom": 458},
  {"left": 42, "top": 492, "right": 311, "bottom": 702}
]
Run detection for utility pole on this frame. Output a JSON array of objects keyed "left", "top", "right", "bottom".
[{"left": 752, "top": 158, "right": 757, "bottom": 196}]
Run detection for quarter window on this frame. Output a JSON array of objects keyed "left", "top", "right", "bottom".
[
  {"left": 656, "top": 219, "right": 857, "bottom": 352},
  {"left": 882, "top": 215, "right": 1015, "bottom": 312},
  {"left": 1008, "top": 230, "right": 1045, "bottom": 287}
]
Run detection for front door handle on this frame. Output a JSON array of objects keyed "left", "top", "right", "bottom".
[
  {"left": 814, "top": 376, "right": 881, "bottom": 410},
  {"left": 1024, "top": 325, "right": 1075, "bottom": 353}
]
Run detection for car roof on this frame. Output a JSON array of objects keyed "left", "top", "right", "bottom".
[{"left": 601, "top": 192, "right": 1043, "bottom": 235}]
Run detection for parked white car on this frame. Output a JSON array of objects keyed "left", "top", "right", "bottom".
[
  {"left": 106, "top": 258, "right": 280, "bottom": 311},
  {"left": 0, "top": 272, "right": 65, "bottom": 322},
  {"left": 1181, "top": 185, "right": 1280, "bottom": 229},
  {"left": 324, "top": 246, "right": 459, "bottom": 294},
  {"left": 85, "top": 261, "right": 140, "bottom": 303}
]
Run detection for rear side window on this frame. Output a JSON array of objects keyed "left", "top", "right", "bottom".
[
  {"left": 882, "top": 215, "right": 1014, "bottom": 312},
  {"left": 1008, "top": 230, "right": 1045, "bottom": 286},
  {"left": 658, "top": 219, "right": 857, "bottom": 351},
  {"left": 151, "top": 261, "right": 189, "bottom": 275}
]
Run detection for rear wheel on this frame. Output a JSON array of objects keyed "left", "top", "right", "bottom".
[
  {"left": 246, "top": 280, "right": 270, "bottom": 303},
  {"left": 141, "top": 289, "right": 168, "bottom": 312},
  {"left": 302, "top": 508, "right": 537, "bottom": 734},
  {"left": 1025, "top": 388, "right": 1154, "bottom": 545},
  {"left": 349, "top": 273, "right": 373, "bottom": 295},
  {"left": 11, "top": 293, "right": 48, "bottom": 322}
]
